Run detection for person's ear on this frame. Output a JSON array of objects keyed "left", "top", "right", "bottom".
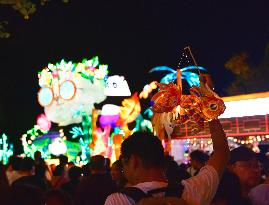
[{"left": 130, "top": 154, "right": 142, "bottom": 169}]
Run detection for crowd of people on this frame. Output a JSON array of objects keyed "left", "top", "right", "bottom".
[{"left": 0, "top": 119, "right": 269, "bottom": 205}]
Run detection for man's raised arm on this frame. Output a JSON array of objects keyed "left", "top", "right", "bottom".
[{"left": 207, "top": 119, "right": 230, "bottom": 177}]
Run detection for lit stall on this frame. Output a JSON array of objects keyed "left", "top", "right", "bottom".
[{"left": 170, "top": 91, "right": 269, "bottom": 163}]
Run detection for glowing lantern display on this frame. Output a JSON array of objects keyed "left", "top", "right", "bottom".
[
  {"left": 38, "top": 87, "right": 54, "bottom": 107},
  {"left": 59, "top": 80, "right": 76, "bottom": 100},
  {"left": 104, "top": 75, "right": 131, "bottom": 96},
  {"left": 37, "top": 57, "right": 107, "bottom": 126},
  {"left": 99, "top": 104, "right": 120, "bottom": 128},
  {"left": 48, "top": 138, "right": 67, "bottom": 156},
  {"left": 36, "top": 113, "right": 51, "bottom": 131}
]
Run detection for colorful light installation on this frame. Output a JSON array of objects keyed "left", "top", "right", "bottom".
[
  {"left": 38, "top": 87, "right": 54, "bottom": 107},
  {"left": 59, "top": 80, "right": 76, "bottom": 100},
  {"left": 99, "top": 104, "right": 120, "bottom": 128},
  {"left": 48, "top": 138, "right": 67, "bottom": 156},
  {"left": 38, "top": 57, "right": 108, "bottom": 126},
  {"left": 0, "top": 134, "right": 13, "bottom": 165},
  {"left": 149, "top": 66, "right": 206, "bottom": 86},
  {"left": 37, "top": 113, "right": 51, "bottom": 131},
  {"left": 104, "top": 75, "right": 131, "bottom": 96}
]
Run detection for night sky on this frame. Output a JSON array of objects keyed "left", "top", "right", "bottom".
[{"left": 1, "top": 0, "right": 269, "bottom": 145}]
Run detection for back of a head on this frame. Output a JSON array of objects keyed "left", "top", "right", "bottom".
[
  {"left": 121, "top": 132, "right": 165, "bottom": 168},
  {"left": 68, "top": 166, "right": 82, "bottom": 181},
  {"left": 90, "top": 155, "right": 106, "bottom": 172},
  {"left": 112, "top": 160, "right": 122, "bottom": 170},
  {"left": 35, "top": 163, "right": 46, "bottom": 178},
  {"left": 165, "top": 160, "right": 191, "bottom": 182},
  {"left": 53, "top": 165, "right": 65, "bottom": 176},
  {"left": 45, "top": 189, "right": 71, "bottom": 205},
  {"left": 190, "top": 150, "right": 209, "bottom": 164},
  {"left": 20, "top": 157, "right": 35, "bottom": 172},
  {"left": 59, "top": 155, "right": 68, "bottom": 166},
  {"left": 81, "top": 163, "right": 91, "bottom": 177},
  {"left": 229, "top": 146, "right": 257, "bottom": 165},
  {"left": 11, "top": 156, "right": 22, "bottom": 171},
  {"left": 7, "top": 184, "right": 44, "bottom": 205},
  {"left": 34, "top": 151, "right": 42, "bottom": 161}
]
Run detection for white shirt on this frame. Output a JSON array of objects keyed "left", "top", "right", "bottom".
[
  {"left": 6, "top": 170, "right": 23, "bottom": 185},
  {"left": 104, "top": 165, "right": 219, "bottom": 205},
  {"left": 248, "top": 184, "right": 269, "bottom": 205}
]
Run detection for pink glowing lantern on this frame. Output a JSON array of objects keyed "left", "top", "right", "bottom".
[{"left": 37, "top": 113, "right": 52, "bottom": 131}]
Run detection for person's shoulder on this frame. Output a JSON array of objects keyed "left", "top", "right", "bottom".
[
  {"left": 12, "top": 175, "right": 29, "bottom": 184},
  {"left": 181, "top": 165, "right": 220, "bottom": 205},
  {"left": 199, "top": 164, "right": 218, "bottom": 172},
  {"left": 250, "top": 183, "right": 269, "bottom": 193},
  {"left": 183, "top": 165, "right": 218, "bottom": 182},
  {"left": 105, "top": 192, "right": 133, "bottom": 205},
  {"left": 134, "top": 181, "right": 168, "bottom": 193}
]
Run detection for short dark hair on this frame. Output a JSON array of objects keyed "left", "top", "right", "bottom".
[
  {"left": 90, "top": 155, "right": 106, "bottom": 171},
  {"left": 8, "top": 184, "right": 44, "bottom": 205},
  {"left": 68, "top": 166, "right": 82, "bottom": 180},
  {"left": 190, "top": 150, "right": 209, "bottom": 163},
  {"left": 9, "top": 156, "right": 22, "bottom": 171},
  {"left": 34, "top": 151, "right": 41, "bottom": 160},
  {"left": 53, "top": 165, "right": 64, "bottom": 176},
  {"left": 20, "top": 157, "right": 35, "bottom": 171},
  {"left": 112, "top": 160, "right": 123, "bottom": 170},
  {"left": 121, "top": 132, "right": 165, "bottom": 168},
  {"left": 229, "top": 146, "right": 257, "bottom": 164},
  {"left": 59, "top": 155, "right": 68, "bottom": 165}
]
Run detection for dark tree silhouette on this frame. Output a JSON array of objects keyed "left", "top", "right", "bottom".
[
  {"left": 224, "top": 44, "right": 269, "bottom": 95},
  {"left": 0, "top": 0, "right": 68, "bottom": 38}
]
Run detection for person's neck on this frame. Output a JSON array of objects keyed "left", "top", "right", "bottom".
[
  {"left": 19, "top": 171, "right": 32, "bottom": 177},
  {"left": 91, "top": 170, "right": 106, "bottom": 175},
  {"left": 241, "top": 184, "right": 252, "bottom": 197},
  {"left": 134, "top": 168, "right": 166, "bottom": 184}
]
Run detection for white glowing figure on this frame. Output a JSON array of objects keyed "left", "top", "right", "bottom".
[
  {"left": 104, "top": 75, "right": 131, "bottom": 96},
  {"left": 38, "top": 57, "right": 107, "bottom": 126},
  {"left": 48, "top": 138, "right": 67, "bottom": 156},
  {"left": 101, "top": 104, "right": 120, "bottom": 115}
]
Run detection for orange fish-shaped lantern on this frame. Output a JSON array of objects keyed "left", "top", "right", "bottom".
[
  {"left": 189, "top": 77, "right": 226, "bottom": 121},
  {"left": 151, "top": 82, "right": 182, "bottom": 113}
]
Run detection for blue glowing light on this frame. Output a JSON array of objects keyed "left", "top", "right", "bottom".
[
  {"left": 149, "top": 66, "right": 206, "bottom": 87},
  {"left": 38, "top": 87, "right": 53, "bottom": 106},
  {"left": 60, "top": 80, "right": 76, "bottom": 100}
]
